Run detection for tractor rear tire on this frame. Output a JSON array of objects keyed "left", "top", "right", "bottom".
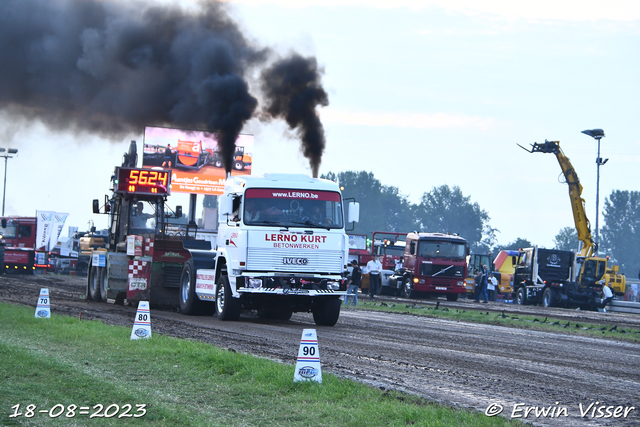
[
  {"left": 89, "top": 266, "right": 102, "bottom": 302},
  {"left": 99, "top": 266, "right": 109, "bottom": 302},
  {"left": 216, "top": 275, "right": 242, "bottom": 321}
]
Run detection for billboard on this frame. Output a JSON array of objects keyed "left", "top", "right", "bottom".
[{"left": 142, "top": 126, "right": 254, "bottom": 195}]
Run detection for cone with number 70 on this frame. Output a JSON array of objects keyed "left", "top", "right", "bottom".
[
  {"left": 35, "top": 288, "right": 51, "bottom": 318},
  {"left": 130, "top": 301, "right": 152, "bottom": 340}
]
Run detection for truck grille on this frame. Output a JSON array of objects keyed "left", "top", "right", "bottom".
[
  {"left": 163, "top": 265, "right": 182, "bottom": 288},
  {"left": 247, "top": 248, "right": 342, "bottom": 273}
]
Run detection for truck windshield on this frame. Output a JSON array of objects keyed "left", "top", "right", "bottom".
[
  {"left": 376, "top": 244, "right": 405, "bottom": 257},
  {"left": 418, "top": 241, "right": 466, "bottom": 259},
  {"left": 244, "top": 188, "right": 344, "bottom": 229},
  {"left": 129, "top": 200, "right": 161, "bottom": 234},
  {"left": 0, "top": 224, "right": 17, "bottom": 239}
]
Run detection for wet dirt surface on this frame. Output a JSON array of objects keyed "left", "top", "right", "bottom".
[{"left": 1, "top": 274, "right": 639, "bottom": 426}]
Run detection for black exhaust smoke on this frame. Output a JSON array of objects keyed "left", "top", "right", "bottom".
[
  {"left": 0, "top": 0, "right": 273, "bottom": 174},
  {"left": 260, "top": 54, "right": 329, "bottom": 178},
  {"left": 0, "top": 0, "right": 330, "bottom": 175}
]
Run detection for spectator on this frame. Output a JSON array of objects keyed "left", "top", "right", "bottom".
[
  {"left": 345, "top": 260, "right": 362, "bottom": 307},
  {"left": 395, "top": 256, "right": 404, "bottom": 271},
  {"left": 367, "top": 255, "right": 382, "bottom": 301},
  {"left": 599, "top": 282, "right": 614, "bottom": 313},
  {"left": 472, "top": 269, "right": 482, "bottom": 301},
  {"left": 487, "top": 273, "right": 498, "bottom": 302},
  {"left": 475, "top": 265, "right": 489, "bottom": 303},
  {"left": 162, "top": 144, "right": 173, "bottom": 168}
]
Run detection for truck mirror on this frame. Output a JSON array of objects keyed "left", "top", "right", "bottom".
[
  {"left": 512, "top": 257, "right": 516, "bottom": 266},
  {"left": 348, "top": 202, "right": 360, "bottom": 223},
  {"left": 219, "top": 194, "right": 233, "bottom": 217},
  {"left": 91, "top": 226, "right": 96, "bottom": 233},
  {"left": 176, "top": 205, "right": 182, "bottom": 218},
  {"left": 1, "top": 219, "right": 5, "bottom": 228},
  {"left": 92, "top": 199, "right": 100, "bottom": 214}
]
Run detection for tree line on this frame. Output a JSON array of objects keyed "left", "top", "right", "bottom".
[{"left": 323, "top": 171, "right": 640, "bottom": 276}]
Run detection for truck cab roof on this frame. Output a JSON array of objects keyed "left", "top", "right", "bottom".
[
  {"left": 406, "top": 232, "right": 467, "bottom": 242},
  {"left": 224, "top": 173, "right": 340, "bottom": 193}
]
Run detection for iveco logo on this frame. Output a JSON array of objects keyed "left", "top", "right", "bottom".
[
  {"left": 548, "top": 254, "right": 560, "bottom": 265},
  {"left": 283, "top": 257, "right": 308, "bottom": 265}
]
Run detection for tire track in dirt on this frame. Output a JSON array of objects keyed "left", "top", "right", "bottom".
[{"left": 2, "top": 274, "right": 640, "bottom": 426}]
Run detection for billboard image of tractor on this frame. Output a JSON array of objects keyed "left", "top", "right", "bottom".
[{"left": 142, "top": 126, "right": 254, "bottom": 196}]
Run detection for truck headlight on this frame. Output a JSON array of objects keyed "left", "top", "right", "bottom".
[
  {"left": 247, "top": 278, "right": 262, "bottom": 289},
  {"left": 457, "top": 281, "right": 464, "bottom": 287},
  {"left": 327, "top": 281, "right": 339, "bottom": 290}
]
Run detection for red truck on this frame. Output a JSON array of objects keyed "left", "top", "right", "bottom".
[
  {"left": 388, "top": 232, "right": 469, "bottom": 300},
  {"left": 0, "top": 216, "right": 46, "bottom": 273}
]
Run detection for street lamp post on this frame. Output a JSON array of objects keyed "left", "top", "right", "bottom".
[
  {"left": 581, "top": 129, "right": 608, "bottom": 251},
  {"left": 0, "top": 148, "right": 19, "bottom": 217}
]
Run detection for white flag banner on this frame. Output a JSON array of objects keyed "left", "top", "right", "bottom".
[
  {"left": 48, "top": 212, "right": 69, "bottom": 250},
  {"left": 35, "top": 211, "right": 55, "bottom": 251}
]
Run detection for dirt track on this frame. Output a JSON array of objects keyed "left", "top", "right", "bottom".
[{"left": 2, "top": 273, "right": 640, "bottom": 426}]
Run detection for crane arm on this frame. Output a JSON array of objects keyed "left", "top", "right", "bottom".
[{"left": 519, "top": 140, "right": 595, "bottom": 257}]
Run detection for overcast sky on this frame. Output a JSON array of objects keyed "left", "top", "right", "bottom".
[{"left": 2, "top": 0, "right": 639, "bottom": 249}]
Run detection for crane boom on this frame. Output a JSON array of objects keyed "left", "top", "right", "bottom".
[{"left": 519, "top": 140, "right": 595, "bottom": 257}]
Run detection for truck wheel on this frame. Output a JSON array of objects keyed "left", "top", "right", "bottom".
[
  {"left": 312, "top": 297, "right": 341, "bottom": 326},
  {"left": 233, "top": 160, "right": 244, "bottom": 170},
  {"left": 89, "top": 266, "right": 102, "bottom": 302},
  {"left": 99, "top": 266, "right": 109, "bottom": 302},
  {"left": 516, "top": 287, "right": 527, "bottom": 305},
  {"left": 446, "top": 293, "right": 459, "bottom": 302},
  {"left": 179, "top": 259, "right": 204, "bottom": 315},
  {"left": 402, "top": 280, "right": 414, "bottom": 298},
  {"left": 216, "top": 275, "right": 241, "bottom": 321},
  {"left": 214, "top": 159, "right": 223, "bottom": 168},
  {"left": 542, "top": 287, "right": 557, "bottom": 308}
]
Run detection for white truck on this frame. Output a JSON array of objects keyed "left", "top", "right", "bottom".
[{"left": 179, "top": 173, "right": 359, "bottom": 326}]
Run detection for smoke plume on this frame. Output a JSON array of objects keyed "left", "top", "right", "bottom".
[
  {"left": 260, "top": 55, "right": 329, "bottom": 177},
  {"left": 0, "top": 0, "right": 328, "bottom": 175}
]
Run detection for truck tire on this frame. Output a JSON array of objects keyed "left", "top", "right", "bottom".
[
  {"left": 402, "top": 279, "right": 414, "bottom": 298},
  {"left": 99, "top": 266, "right": 109, "bottom": 302},
  {"left": 516, "top": 287, "right": 527, "bottom": 305},
  {"left": 233, "top": 160, "right": 244, "bottom": 170},
  {"left": 542, "top": 287, "right": 558, "bottom": 308},
  {"left": 214, "top": 159, "right": 223, "bottom": 168},
  {"left": 89, "top": 266, "right": 102, "bottom": 302},
  {"left": 312, "top": 297, "right": 341, "bottom": 326},
  {"left": 179, "top": 259, "right": 204, "bottom": 315},
  {"left": 446, "top": 293, "right": 459, "bottom": 302},
  {"left": 216, "top": 275, "right": 241, "bottom": 321}
]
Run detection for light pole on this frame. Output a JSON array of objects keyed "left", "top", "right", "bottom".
[
  {"left": 581, "top": 129, "right": 607, "bottom": 251},
  {"left": 0, "top": 148, "right": 18, "bottom": 216}
]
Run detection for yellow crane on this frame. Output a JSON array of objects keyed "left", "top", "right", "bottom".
[{"left": 521, "top": 140, "right": 625, "bottom": 295}]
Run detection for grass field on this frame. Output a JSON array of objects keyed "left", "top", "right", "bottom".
[
  {"left": 348, "top": 300, "right": 640, "bottom": 343},
  {"left": 0, "top": 302, "right": 523, "bottom": 427}
]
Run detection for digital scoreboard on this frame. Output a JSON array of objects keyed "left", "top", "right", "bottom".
[{"left": 116, "top": 168, "right": 171, "bottom": 195}]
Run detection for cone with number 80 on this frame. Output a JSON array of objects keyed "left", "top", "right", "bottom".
[{"left": 130, "top": 301, "right": 152, "bottom": 340}]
